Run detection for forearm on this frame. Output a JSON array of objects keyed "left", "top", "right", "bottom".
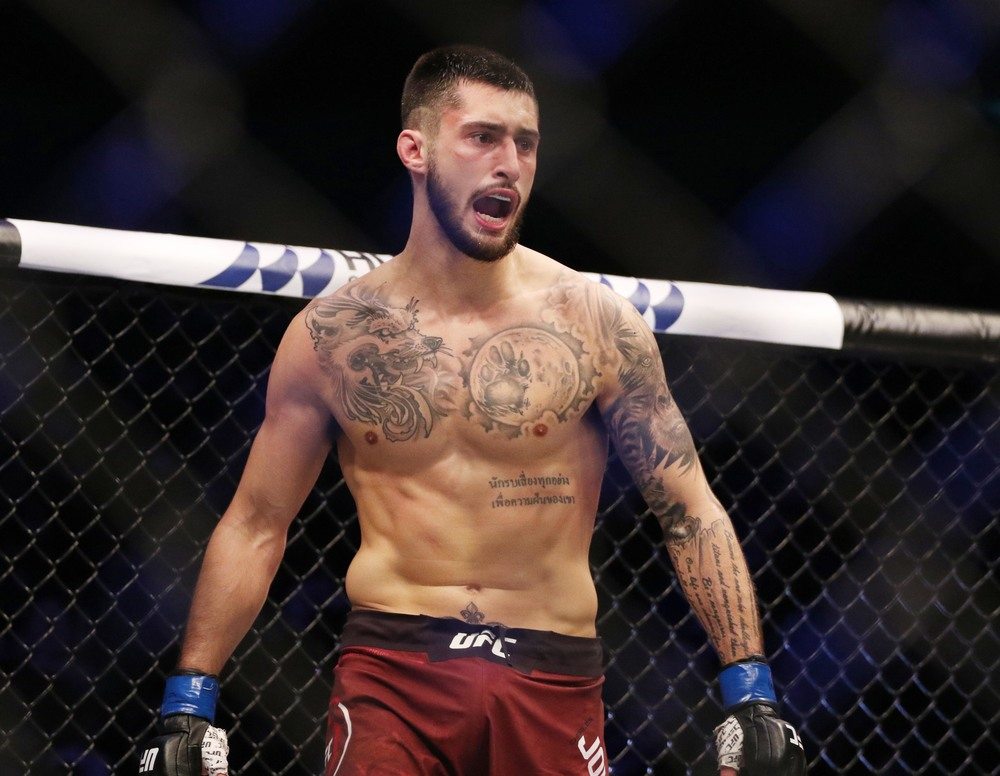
[
  {"left": 658, "top": 489, "right": 809, "bottom": 773},
  {"left": 663, "top": 510, "right": 763, "bottom": 665},
  {"left": 178, "top": 516, "right": 287, "bottom": 674}
]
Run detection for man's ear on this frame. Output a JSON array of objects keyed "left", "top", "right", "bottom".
[{"left": 397, "top": 129, "right": 429, "bottom": 174}]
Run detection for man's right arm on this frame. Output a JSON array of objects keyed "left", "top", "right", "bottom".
[
  {"left": 176, "top": 399, "right": 334, "bottom": 673},
  {"left": 138, "top": 309, "right": 335, "bottom": 775},
  {"left": 178, "top": 307, "right": 335, "bottom": 673}
]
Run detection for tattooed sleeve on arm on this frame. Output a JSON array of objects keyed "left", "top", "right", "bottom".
[
  {"left": 596, "top": 290, "right": 699, "bottom": 543},
  {"left": 594, "top": 287, "right": 763, "bottom": 661}
]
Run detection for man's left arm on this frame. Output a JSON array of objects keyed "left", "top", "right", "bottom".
[{"left": 592, "top": 286, "right": 805, "bottom": 776}]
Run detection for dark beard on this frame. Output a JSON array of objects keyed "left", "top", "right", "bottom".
[{"left": 426, "top": 164, "right": 524, "bottom": 262}]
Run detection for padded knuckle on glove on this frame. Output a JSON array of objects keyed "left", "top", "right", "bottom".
[
  {"left": 743, "top": 705, "right": 788, "bottom": 767},
  {"left": 137, "top": 714, "right": 209, "bottom": 776},
  {"left": 717, "top": 702, "right": 805, "bottom": 776}
]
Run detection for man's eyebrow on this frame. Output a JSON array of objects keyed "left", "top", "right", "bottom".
[{"left": 461, "top": 120, "right": 540, "bottom": 139}]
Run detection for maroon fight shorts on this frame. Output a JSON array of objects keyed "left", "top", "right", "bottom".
[{"left": 324, "top": 610, "right": 609, "bottom": 775}]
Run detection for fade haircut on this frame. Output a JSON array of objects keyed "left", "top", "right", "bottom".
[{"left": 401, "top": 45, "right": 536, "bottom": 132}]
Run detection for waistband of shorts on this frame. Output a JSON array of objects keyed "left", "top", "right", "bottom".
[{"left": 339, "top": 610, "right": 605, "bottom": 677}]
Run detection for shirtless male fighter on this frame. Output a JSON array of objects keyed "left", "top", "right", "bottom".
[{"left": 138, "top": 45, "right": 805, "bottom": 775}]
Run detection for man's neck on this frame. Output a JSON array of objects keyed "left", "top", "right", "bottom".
[{"left": 394, "top": 226, "right": 525, "bottom": 316}]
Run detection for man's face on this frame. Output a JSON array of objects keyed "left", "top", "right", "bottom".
[{"left": 423, "top": 80, "right": 539, "bottom": 262}]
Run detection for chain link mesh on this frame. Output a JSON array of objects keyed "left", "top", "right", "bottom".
[{"left": 1, "top": 271, "right": 997, "bottom": 775}]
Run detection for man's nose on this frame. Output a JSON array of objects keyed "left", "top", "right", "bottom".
[{"left": 493, "top": 137, "right": 521, "bottom": 182}]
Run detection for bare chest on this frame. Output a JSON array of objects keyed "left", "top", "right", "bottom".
[{"left": 305, "top": 284, "right": 606, "bottom": 454}]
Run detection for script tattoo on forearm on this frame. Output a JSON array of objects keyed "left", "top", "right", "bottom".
[
  {"left": 306, "top": 284, "right": 456, "bottom": 441},
  {"left": 666, "top": 514, "right": 762, "bottom": 662}
]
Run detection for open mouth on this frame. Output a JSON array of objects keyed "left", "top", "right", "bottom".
[{"left": 472, "top": 191, "right": 516, "bottom": 228}]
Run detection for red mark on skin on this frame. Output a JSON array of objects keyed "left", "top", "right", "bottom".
[
  {"left": 364, "top": 431, "right": 378, "bottom": 444},
  {"left": 533, "top": 423, "right": 548, "bottom": 437}
]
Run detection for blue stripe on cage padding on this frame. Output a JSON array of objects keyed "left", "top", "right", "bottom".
[
  {"left": 200, "top": 242, "right": 259, "bottom": 289},
  {"left": 628, "top": 280, "right": 650, "bottom": 315},
  {"left": 301, "top": 250, "right": 335, "bottom": 297},
  {"left": 652, "top": 283, "right": 684, "bottom": 330},
  {"left": 599, "top": 275, "right": 685, "bottom": 331},
  {"left": 261, "top": 248, "right": 298, "bottom": 292}
]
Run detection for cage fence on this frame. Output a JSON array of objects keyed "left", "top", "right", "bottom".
[{"left": 0, "top": 269, "right": 997, "bottom": 775}]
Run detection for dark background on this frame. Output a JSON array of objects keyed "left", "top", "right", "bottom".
[
  {"left": 1, "top": 3, "right": 998, "bottom": 775},
  {"left": 2, "top": 0, "right": 1000, "bottom": 309}
]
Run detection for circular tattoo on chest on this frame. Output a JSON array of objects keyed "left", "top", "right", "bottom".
[{"left": 467, "top": 327, "right": 582, "bottom": 428}]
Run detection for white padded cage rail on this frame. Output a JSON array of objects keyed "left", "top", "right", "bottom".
[
  {"left": 0, "top": 218, "right": 845, "bottom": 350},
  {"left": 3, "top": 217, "right": 999, "bottom": 361}
]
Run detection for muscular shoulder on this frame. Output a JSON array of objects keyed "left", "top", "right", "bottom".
[
  {"left": 299, "top": 275, "right": 457, "bottom": 442},
  {"left": 269, "top": 276, "right": 397, "bottom": 394},
  {"left": 518, "top": 250, "right": 642, "bottom": 366},
  {"left": 528, "top": 262, "right": 664, "bottom": 413},
  {"left": 496, "top": 248, "right": 660, "bottom": 405},
  {"left": 303, "top": 277, "right": 414, "bottom": 352}
]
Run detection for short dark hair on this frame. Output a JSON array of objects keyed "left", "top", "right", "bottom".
[{"left": 401, "top": 45, "right": 536, "bottom": 130}]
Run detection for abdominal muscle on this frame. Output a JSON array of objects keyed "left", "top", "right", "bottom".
[{"left": 340, "top": 454, "right": 604, "bottom": 638}]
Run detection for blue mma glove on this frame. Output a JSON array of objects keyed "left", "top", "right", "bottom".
[
  {"left": 714, "top": 660, "right": 805, "bottom": 775},
  {"left": 137, "top": 672, "right": 229, "bottom": 775}
]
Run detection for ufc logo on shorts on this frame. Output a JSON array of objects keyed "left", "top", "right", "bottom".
[
  {"left": 138, "top": 747, "right": 158, "bottom": 772},
  {"left": 577, "top": 735, "right": 607, "bottom": 776},
  {"left": 449, "top": 630, "right": 517, "bottom": 659}
]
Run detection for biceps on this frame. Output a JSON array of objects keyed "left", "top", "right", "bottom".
[
  {"left": 599, "top": 345, "right": 724, "bottom": 541},
  {"left": 230, "top": 402, "right": 334, "bottom": 528},
  {"left": 603, "top": 372, "right": 698, "bottom": 486}
]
